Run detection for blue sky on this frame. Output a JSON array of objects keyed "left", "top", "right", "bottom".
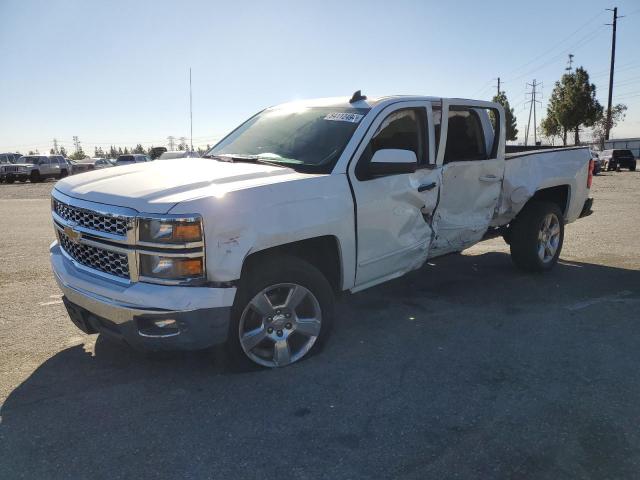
[{"left": 1, "top": 0, "right": 639, "bottom": 154}]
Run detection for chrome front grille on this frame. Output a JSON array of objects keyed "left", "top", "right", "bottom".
[
  {"left": 53, "top": 199, "right": 129, "bottom": 236},
  {"left": 58, "top": 230, "right": 130, "bottom": 279}
]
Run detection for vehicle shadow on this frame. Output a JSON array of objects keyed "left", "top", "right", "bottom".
[{"left": 2, "top": 252, "right": 640, "bottom": 479}]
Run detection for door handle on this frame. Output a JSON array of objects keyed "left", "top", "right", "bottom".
[
  {"left": 418, "top": 182, "right": 437, "bottom": 192},
  {"left": 479, "top": 175, "right": 501, "bottom": 183}
]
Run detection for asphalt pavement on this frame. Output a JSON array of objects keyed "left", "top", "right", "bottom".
[{"left": 1, "top": 171, "right": 639, "bottom": 479}]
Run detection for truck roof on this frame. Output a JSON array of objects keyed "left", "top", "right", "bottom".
[{"left": 272, "top": 95, "right": 475, "bottom": 110}]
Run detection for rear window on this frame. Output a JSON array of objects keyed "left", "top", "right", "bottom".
[
  {"left": 117, "top": 155, "right": 135, "bottom": 163},
  {"left": 613, "top": 150, "right": 633, "bottom": 157}
]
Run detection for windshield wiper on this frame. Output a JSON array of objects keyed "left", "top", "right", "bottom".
[
  {"left": 201, "top": 154, "right": 233, "bottom": 162},
  {"left": 205, "top": 154, "right": 292, "bottom": 168}
]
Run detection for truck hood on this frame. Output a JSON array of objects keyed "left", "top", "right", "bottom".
[{"left": 55, "top": 159, "right": 319, "bottom": 213}]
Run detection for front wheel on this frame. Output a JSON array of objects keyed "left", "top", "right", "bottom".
[
  {"left": 228, "top": 256, "right": 334, "bottom": 368},
  {"left": 509, "top": 201, "right": 565, "bottom": 272},
  {"left": 30, "top": 171, "right": 41, "bottom": 183}
]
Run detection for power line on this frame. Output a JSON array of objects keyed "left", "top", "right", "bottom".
[
  {"left": 503, "top": 10, "right": 606, "bottom": 79},
  {"left": 506, "top": 27, "right": 607, "bottom": 84}
]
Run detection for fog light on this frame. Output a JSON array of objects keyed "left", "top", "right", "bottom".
[
  {"left": 154, "top": 319, "right": 177, "bottom": 329},
  {"left": 137, "top": 317, "right": 180, "bottom": 338}
]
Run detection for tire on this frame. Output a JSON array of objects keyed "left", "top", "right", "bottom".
[
  {"left": 630, "top": 163, "right": 636, "bottom": 172},
  {"left": 6, "top": 176, "right": 15, "bottom": 184},
  {"left": 509, "top": 201, "right": 564, "bottom": 272},
  {"left": 228, "top": 255, "right": 335, "bottom": 368},
  {"left": 30, "top": 170, "right": 41, "bottom": 183},
  {"left": 59, "top": 169, "right": 68, "bottom": 178}
]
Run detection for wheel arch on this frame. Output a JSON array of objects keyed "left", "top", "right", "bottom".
[
  {"left": 526, "top": 184, "right": 570, "bottom": 218},
  {"left": 241, "top": 235, "right": 344, "bottom": 293}
]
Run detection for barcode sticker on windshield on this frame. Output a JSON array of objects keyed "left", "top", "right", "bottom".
[{"left": 324, "top": 112, "right": 364, "bottom": 123}]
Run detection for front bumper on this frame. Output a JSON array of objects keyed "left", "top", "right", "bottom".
[{"left": 51, "top": 242, "right": 236, "bottom": 351}]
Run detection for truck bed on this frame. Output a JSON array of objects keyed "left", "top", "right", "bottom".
[{"left": 492, "top": 146, "right": 591, "bottom": 226}]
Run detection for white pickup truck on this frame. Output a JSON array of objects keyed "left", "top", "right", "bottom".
[{"left": 50, "top": 92, "right": 594, "bottom": 368}]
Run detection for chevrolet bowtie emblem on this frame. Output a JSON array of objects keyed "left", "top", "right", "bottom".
[{"left": 64, "top": 225, "right": 82, "bottom": 243}]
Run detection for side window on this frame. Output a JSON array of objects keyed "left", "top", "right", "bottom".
[
  {"left": 443, "top": 107, "right": 487, "bottom": 164},
  {"left": 39, "top": 157, "right": 49, "bottom": 166},
  {"left": 357, "top": 108, "right": 426, "bottom": 179}
]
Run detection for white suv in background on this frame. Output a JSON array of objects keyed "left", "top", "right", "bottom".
[{"left": 6, "top": 155, "right": 70, "bottom": 183}]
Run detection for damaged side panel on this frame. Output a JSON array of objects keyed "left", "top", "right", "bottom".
[{"left": 493, "top": 148, "right": 591, "bottom": 226}]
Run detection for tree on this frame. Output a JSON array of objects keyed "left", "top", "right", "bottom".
[
  {"left": 539, "top": 115, "right": 563, "bottom": 146},
  {"left": 132, "top": 144, "right": 146, "bottom": 154},
  {"left": 491, "top": 91, "right": 518, "bottom": 141},
  {"left": 542, "top": 67, "right": 602, "bottom": 145},
  {"left": 59, "top": 146, "right": 67, "bottom": 157},
  {"left": 592, "top": 104, "right": 627, "bottom": 149},
  {"left": 50, "top": 148, "right": 56, "bottom": 154},
  {"left": 109, "top": 146, "right": 119, "bottom": 158},
  {"left": 69, "top": 149, "right": 86, "bottom": 160}
]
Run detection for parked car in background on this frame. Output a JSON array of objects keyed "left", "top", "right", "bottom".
[
  {"left": 601, "top": 149, "right": 636, "bottom": 171},
  {"left": 5, "top": 155, "right": 69, "bottom": 183},
  {"left": 0, "top": 152, "right": 22, "bottom": 182},
  {"left": 158, "top": 150, "right": 201, "bottom": 160},
  {"left": 590, "top": 150, "right": 601, "bottom": 175},
  {"left": 115, "top": 154, "right": 151, "bottom": 166},
  {"left": 149, "top": 147, "right": 167, "bottom": 160},
  {"left": 72, "top": 157, "right": 114, "bottom": 174}
]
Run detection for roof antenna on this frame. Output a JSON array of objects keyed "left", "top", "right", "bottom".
[{"left": 349, "top": 90, "right": 367, "bottom": 103}]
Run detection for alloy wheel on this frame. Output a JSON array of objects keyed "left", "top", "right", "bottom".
[{"left": 238, "top": 283, "right": 322, "bottom": 367}]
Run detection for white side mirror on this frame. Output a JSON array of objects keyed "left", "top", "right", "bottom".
[{"left": 369, "top": 149, "right": 417, "bottom": 176}]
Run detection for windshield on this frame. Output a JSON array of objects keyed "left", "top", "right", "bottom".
[
  {"left": 117, "top": 155, "right": 134, "bottom": 163},
  {"left": 206, "top": 106, "right": 369, "bottom": 172}
]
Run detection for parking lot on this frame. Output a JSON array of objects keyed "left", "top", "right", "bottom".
[{"left": 0, "top": 170, "right": 639, "bottom": 479}]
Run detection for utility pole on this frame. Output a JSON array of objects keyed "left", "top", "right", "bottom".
[
  {"left": 179, "top": 137, "right": 187, "bottom": 150},
  {"left": 496, "top": 77, "right": 501, "bottom": 96},
  {"left": 605, "top": 7, "right": 623, "bottom": 140},
  {"left": 52, "top": 138, "right": 59, "bottom": 154},
  {"left": 565, "top": 54, "right": 574, "bottom": 72},
  {"left": 189, "top": 68, "right": 193, "bottom": 152},
  {"left": 524, "top": 79, "right": 543, "bottom": 146},
  {"left": 167, "top": 136, "right": 175, "bottom": 150},
  {"left": 72, "top": 136, "right": 81, "bottom": 154}
]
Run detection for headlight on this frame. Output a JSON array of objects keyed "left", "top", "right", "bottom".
[
  {"left": 18, "top": 166, "right": 28, "bottom": 172},
  {"left": 139, "top": 254, "right": 204, "bottom": 281},
  {"left": 138, "top": 218, "right": 202, "bottom": 244}
]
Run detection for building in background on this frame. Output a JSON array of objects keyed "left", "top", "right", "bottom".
[{"left": 604, "top": 138, "right": 640, "bottom": 158}]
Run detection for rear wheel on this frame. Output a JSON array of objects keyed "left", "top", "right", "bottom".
[
  {"left": 228, "top": 255, "right": 334, "bottom": 368},
  {"left": 509, "top": 201, "right": 564, "bottom": 272},
  {"left": 630, "top": 163, "right": 636, "bottom": 172},
  {"left": 59, "top": 169, "right": 68, "bottom": 178}
]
